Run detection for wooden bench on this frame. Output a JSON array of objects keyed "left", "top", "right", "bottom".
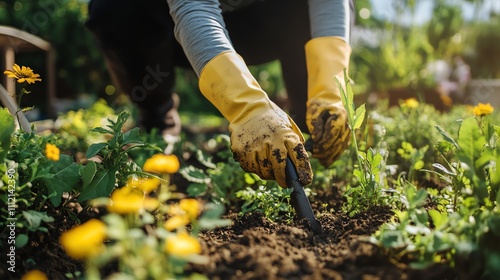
[{"left": 0, "top": 25, "right": 56, "bottom": 118}]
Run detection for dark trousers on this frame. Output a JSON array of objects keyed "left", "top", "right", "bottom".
[{"left": 87, "top": 0, "right": 354, "bottom": 131}]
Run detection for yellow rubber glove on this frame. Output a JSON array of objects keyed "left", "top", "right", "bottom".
[
  {"left": 199, "top": 51, "right": 313, "bottom": 187},
  {"left": 305, "top": 36, "right": 352, "bottom": 168}
]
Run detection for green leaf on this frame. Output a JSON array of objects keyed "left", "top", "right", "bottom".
[
  {"left": 198, "top": 202, "right": 233, "bottom": 229},
  {"left": 428, "top": 209, "right": 448, "bottom": 228},
  {"left": 81, "top": 161, "right": 97, "bottom": 187},
  {"left": 122, "top": 127, "right": 142, "bottom": 146},
  {"left": 91, "top": 127, "right": 113, "bottom": 134},
  {"left": 432, "top": 163, "right": 456, "bottom": 176},
  {"left": 493, "top": 152, "right": 500, "bottom": 202},
  {"left": 435, "top": 125, "right": 459, "bottom": 148},
  {"left": 337, "top": 72, "right": 355, "bottom": 126},
  {"left": 473, "top": 179, "right": 489, "bottom": 205},
  {"left": 22, "top": 210, "right": 55, "bottom": 231},
  {"left": 199, "top": 203, "right": 226, "bottom": 220},
  {"left": 187, "top": 183, "right": 208, "bottom": 197},
  {"left": 86, "top": 142, "right": 107, "bottom": 158},
  {"left": 456, "top": 117, "right": 486, "bottom": 180},
  {"left": 413, "top": 160, "right": 425, "bottom": 171},
  {"left": 435, "top": 140, "right": 455, "bottom": 155},
  {"left": 379, "top": 230, "right": 406, "bottom": 249},
  {"left": 353, "top": 104, "right": 366, "bottom": 130},
  {"left": 474, "top": 148, "right": 494, "bottom": 180},
  {"left": 15, "top": 234, "right": 29, "bottom": 248},
  {"left": 196, "top": 150, "right": 217, "bottom": 169},
  {"left": 431, "top": 231, "right": 452, "bottom": 252},
  {"left": 407, "top": 187, "right": 427, "bottom": 209},
  {"left": 179, "top": 166, "right": 210, "bottom": 184},
  {"left": 78, "top": 166, "right": 118, "bottom": 202},
  {"left": 42, "top": 155, "right": 82, "bottom": 206},
  {"left": 0, "top": 108, "right": 15, "bottom": 162}
]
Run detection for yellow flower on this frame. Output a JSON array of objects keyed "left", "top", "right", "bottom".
[
  {"left": 143, "top": 154, "right": 180, "bottom": 174},
  {"left": 107, "top": 186, "right": 159, "bottom": 214},
  {"left": 60, "top": 219, "right": 106, "bottom": 259},
  {"left": 126, "top": 176, "right": 161, "bottom": 194},
  {"left": 21, "top": 269, "right": 48, "bottom": 280},
  {"left": 165, "top": 232, "right": 201, "bottom": 256},
  {"left": 45, "top": 143, "right": 60, "bottom": 161},
  {"left": 164, "top": 215, "right": 190, "bottom": 231},
  {"left": 473, "top": 103, "right": 494, "bottom": 116},
  {"left": 4, "top": 64, "right": 42, "bottom": 84},
  {"left": 179, "top": 198, "right": 200, "bottom": 220},
  {"left": 403, "top": 98, "right": 419, "bottom": 109}
]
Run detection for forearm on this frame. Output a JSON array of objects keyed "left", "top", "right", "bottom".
[
  {"left": 167, "top": 0, "right": 234, "bottom": 75},
  {"left": 308, "top": 0, "right": 350, "bottom": 42}
]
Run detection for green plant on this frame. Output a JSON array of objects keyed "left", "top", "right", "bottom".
[
  {"left": 337, "top": 71, "right": 392, "bottom": 215},
  {"left": 180, "top": 134, "right": 252, "bottom": 206},
  {"left": 54, "top": 99, "right": 116, "bottom": 152},
  {"left": 79, "top": 110, "right": 161, "bottom": 202},
  {"left": 236, "top": 181, "right": 294, "bottom": 222},
  {"left": 0, "top": 108, "right": 80, "bottom": 251},
  {"left": 373, "top": 105, "right": 500, "bottom": 278},
  {"left": 62, "top": 174, "right": 230, "bottom": 280},
  {"left": 397, "top": 141, "right": 428, "bottom": 182}
]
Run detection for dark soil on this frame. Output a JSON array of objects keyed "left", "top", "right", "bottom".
[
  {"left": 1, "top": 185, "right": 459, "bottom": 280},
  {"left": 188, "top": 187, "right": 458, "bottom": 280}
]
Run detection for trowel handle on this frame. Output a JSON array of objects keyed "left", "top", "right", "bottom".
[{"left": 285, "top": 158, "right": 323, "bottom": 234}]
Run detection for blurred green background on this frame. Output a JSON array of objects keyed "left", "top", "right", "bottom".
[{"left": 0, "top": 0, "right": 499, "bottom": 119}]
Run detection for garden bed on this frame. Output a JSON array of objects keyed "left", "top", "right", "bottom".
[
  {"left": 4, "top": 187, "right": 457, "bottom": 280},
  {"left": 1, "top": 97, "right": 498, "bottom": 280}
]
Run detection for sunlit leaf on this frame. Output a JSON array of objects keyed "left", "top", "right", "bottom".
[
  {"left": 353, "top": 104, "right": 366, "bottom": 130},
  {"left": 435, "top": 125, "right": 459, "bottom": 148}
]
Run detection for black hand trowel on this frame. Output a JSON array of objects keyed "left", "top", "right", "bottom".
[{"left": 285, "top": 157, "right": 323, "bottom": 235}]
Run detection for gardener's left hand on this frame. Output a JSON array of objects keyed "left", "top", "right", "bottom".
[{"left": 306, "top": 100, "right": 350, "bottom": 167}]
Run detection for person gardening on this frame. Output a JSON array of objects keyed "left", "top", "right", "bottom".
[{"left": 86, "top": 0, "right": 354, "bottom": 188}]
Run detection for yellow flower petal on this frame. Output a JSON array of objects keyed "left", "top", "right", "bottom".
[
  {"left": 107, "top": 187, "right": 144, "bottom": 214},
  {"left": 3, "top": 64, "right": 42, "bottom": 84},
  {"left": 144, "top": 197, "right": 160, "bottom": 211},
  {"left": 21, "top": 269, "right": 48, "bottom": 280},
  {"left": 45, "top": 143, "right": 60, "bottom": 161},
  {"left": 127, "top": 176, "right": 161, "bottom": 194},
  {"left": 60, "top": 219, "right": 106, "bottom": 259},
  {"left": 473, "top": 103, "right": 494, "bottom": 116},
  {"left": 403, "top": 98, "right": 419, "bottom": 108},
  {"left": 168, "top": 204, "right": 184, "bottom": 216},
  {"left": 179, "top": 198, "right": 200, "bottom": 220},
  {"left": 164, "top": 215, "right": 190, "bottom": 231},
  {"left": 107, "top": 186, "right": 159, "bottom": 214},
  {"left": 165, "top": 232, "right": 201, "bottom": 256},
  {"left": 143, "top": 154, "right": 180, "bottom": 174}
]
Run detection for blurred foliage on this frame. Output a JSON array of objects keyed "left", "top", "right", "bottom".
[
  {"left": 468, "top": 13, "right": 500, "bottom": 78},
  {"left": 351, "top": 0, "right": 499, "bottom": 95},
  {"left": 1, "top": 0, "right": 499, "bottom": 119},
  {"left": 353, "top": 27, "right": 435, "bottom": 93},
  {"left": 427, "top": 1, "right": 463, "bottom": 57},
  {"left": 0, "top": 0, "right": 110, "bottom": 101}
]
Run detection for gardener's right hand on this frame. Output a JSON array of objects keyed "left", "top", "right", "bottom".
[
  {"left": 199, "top": 51, "right": 313, "bottom": 188},
  {"left": 229, "top": 101, "right": 312, "bottom": 188}
]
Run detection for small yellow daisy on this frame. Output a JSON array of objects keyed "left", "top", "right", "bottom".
[{"left": 4, "top": 64, "right": 42, "bottom": 84}]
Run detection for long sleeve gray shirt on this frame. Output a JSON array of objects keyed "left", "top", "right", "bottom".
[{"left": 167, "top": 0, "right": 350, "bottom": 76}]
